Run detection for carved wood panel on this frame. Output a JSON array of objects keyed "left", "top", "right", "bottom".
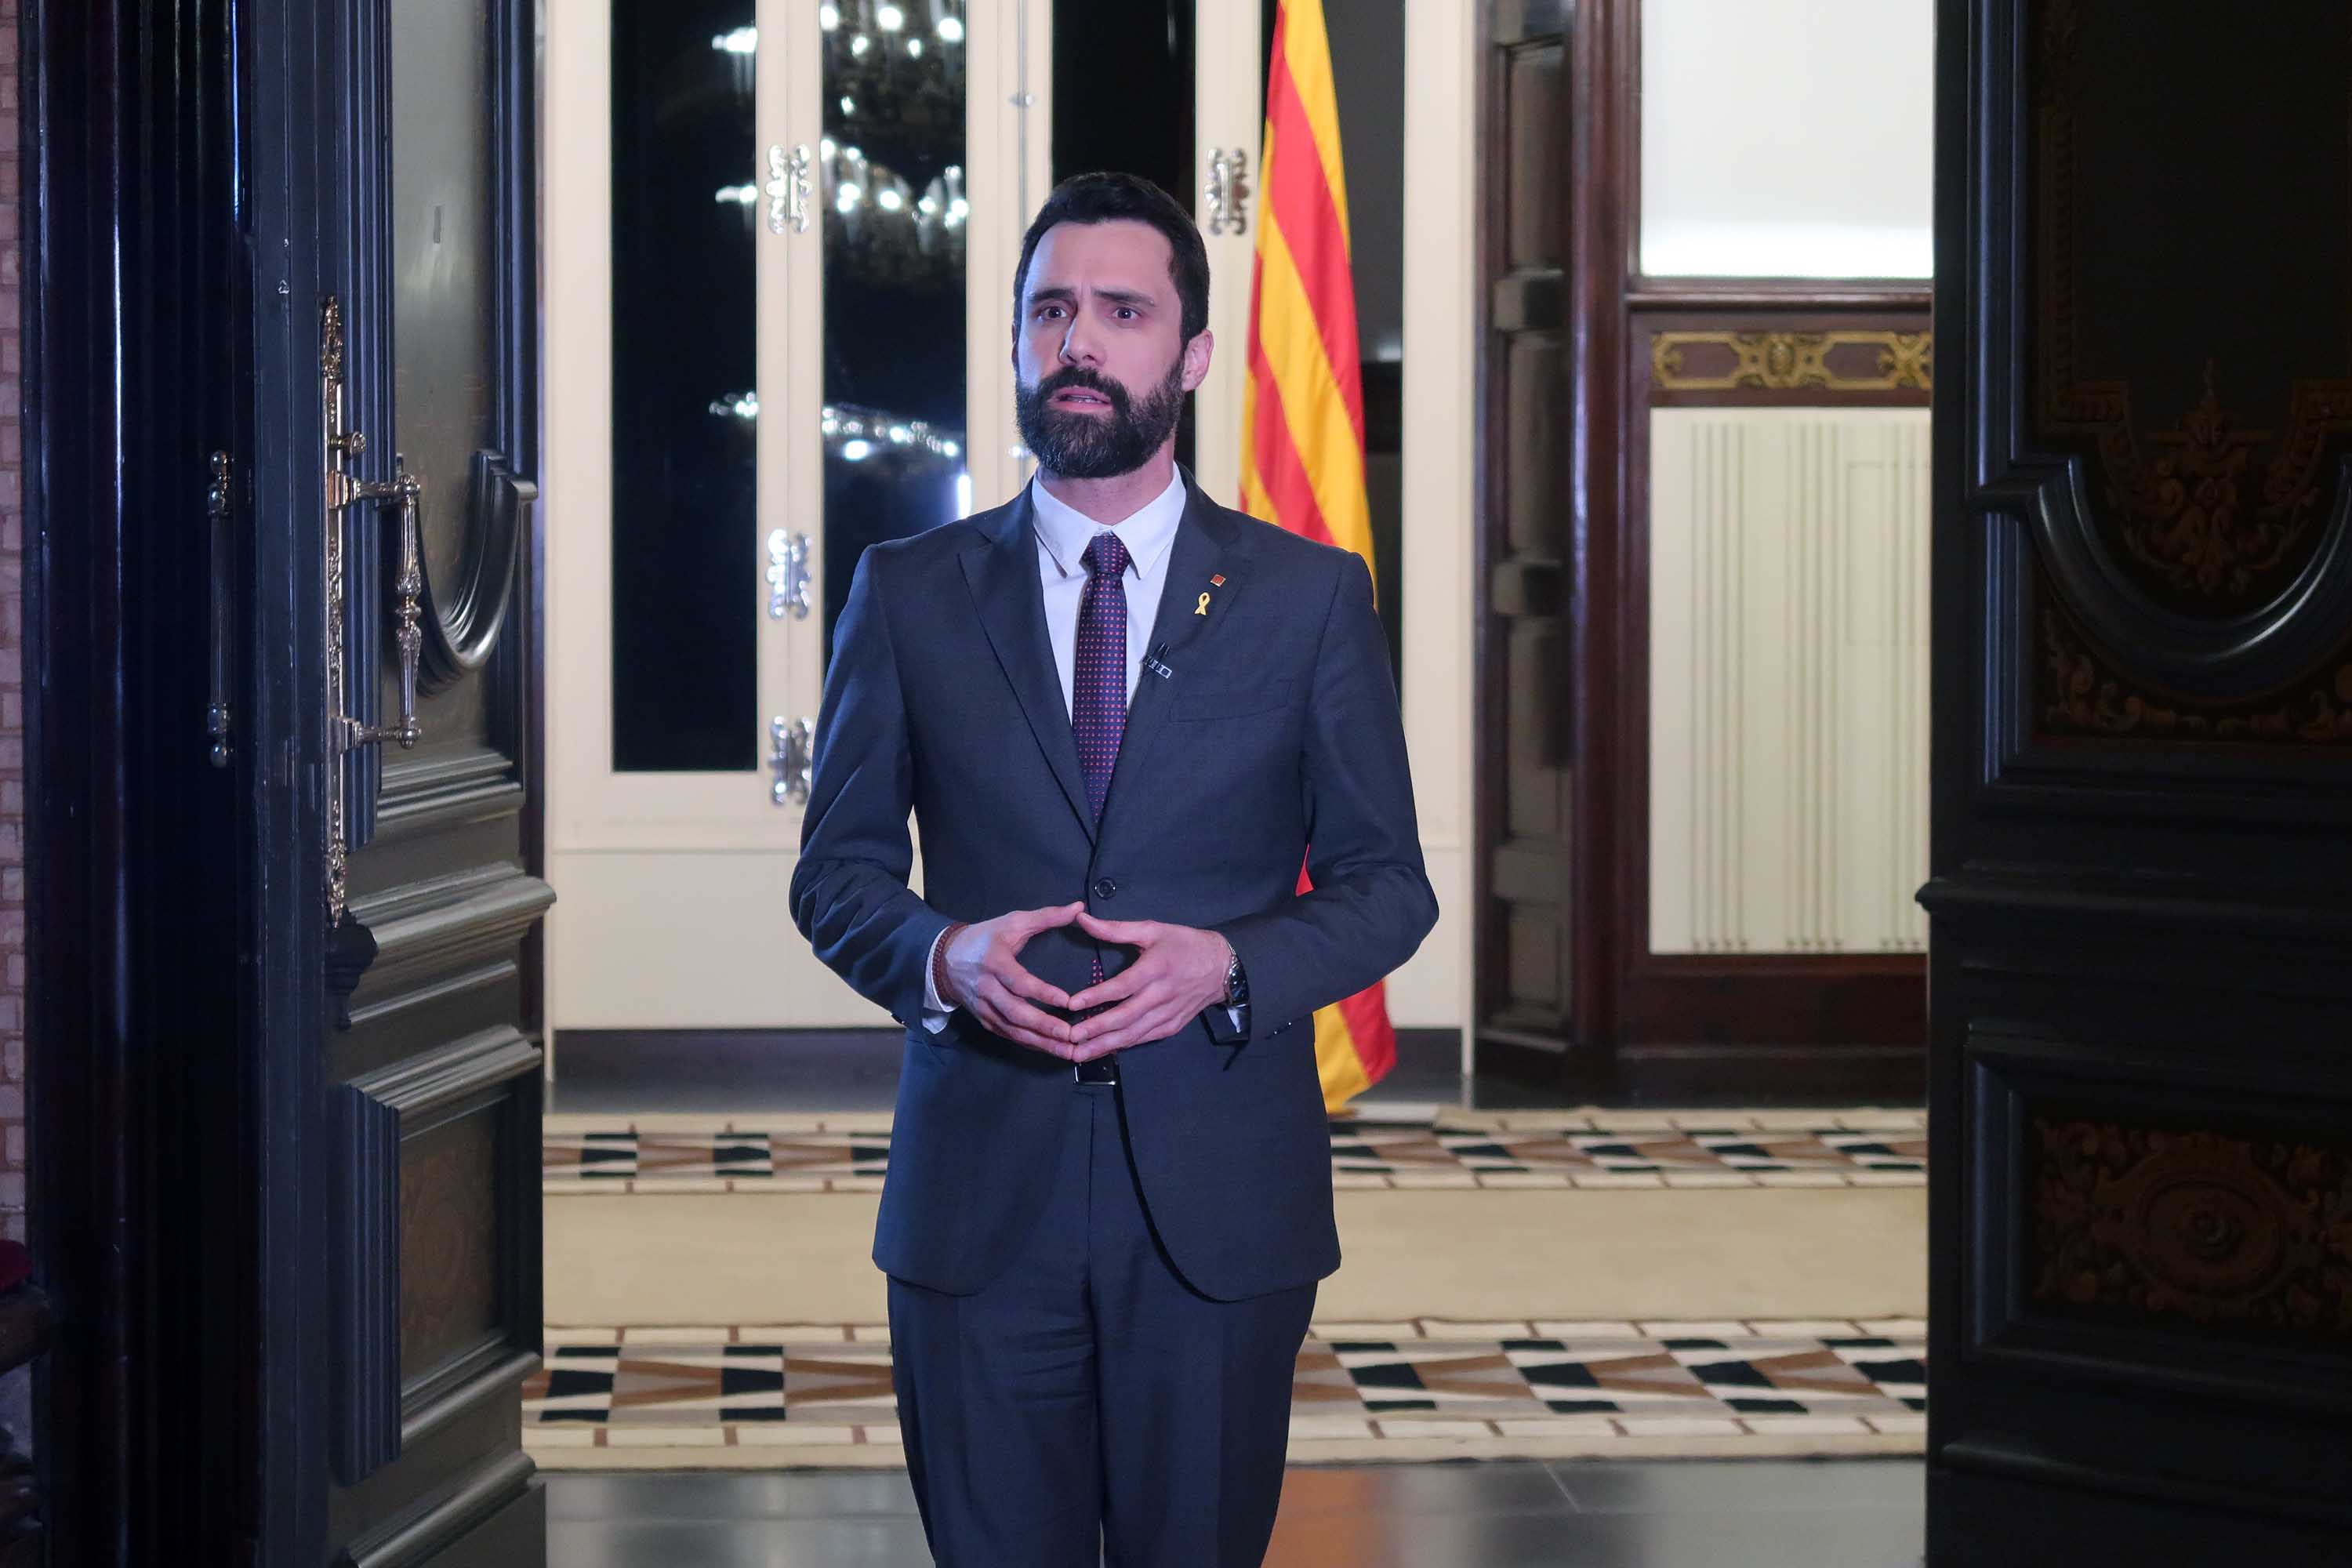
[
  {"left": 1651, "top": 330, "right": 1931, "bottom": 397},
  {"left": 2024, "top": 0, "right": 2352, "bottom": 730},
  {"left": 2038, "top": 564, "right": 2352, "bottom": 745},
  {"left": 2031, "top": 1115, "right": 2352, "bottom": 1345},
  {"left": 399, "top": 1111, "right": 503, "bottom": 1380}
]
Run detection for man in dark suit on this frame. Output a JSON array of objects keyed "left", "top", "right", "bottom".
[{"left": 791, "top": 172, "right": 1437, "bottom": 1568}]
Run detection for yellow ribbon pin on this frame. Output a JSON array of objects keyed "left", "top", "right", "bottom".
[{"left": 1196, "top": 592, "right": 1211, "bottom": 615}]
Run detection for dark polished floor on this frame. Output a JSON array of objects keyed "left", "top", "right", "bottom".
[{"left": 548, "top": 1460, "right": 1926, "bottom": 1566}]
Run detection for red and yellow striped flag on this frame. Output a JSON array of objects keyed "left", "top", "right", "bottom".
[{"left": 1239, "top": 0, "right": 1397, "bottom": 1114}]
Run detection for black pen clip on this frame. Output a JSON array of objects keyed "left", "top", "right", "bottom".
[{"left": 1144, "top": 642, "right": 1174, "bottom": 680}]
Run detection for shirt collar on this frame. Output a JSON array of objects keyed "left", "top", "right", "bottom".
[{"left": 1029, "top": 467, "right": 1188, "bottom": 580}]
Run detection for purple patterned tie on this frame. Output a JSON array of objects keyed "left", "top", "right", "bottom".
[
  {"left": 1073, "top": 532, "right": 1130, "bottom": 999},
  {"left": 1073, "top": 532, "right": 1131, "bottom": 823}
]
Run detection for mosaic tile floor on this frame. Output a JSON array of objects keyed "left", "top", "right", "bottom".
[
  {"left": 543, "top": 1109, "right": 1928, "bottom": 1196},
  {"left": 523, "top": 1318, "right": 1928, "bottom": 1469}
]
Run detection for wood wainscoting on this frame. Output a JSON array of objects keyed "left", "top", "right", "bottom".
[
  {"left": 1614, "top": 292, "right": 1930, "bottom": 1093},
  {"left": 1473, "top": 0, "right": 1926, "bottom": 1098}
]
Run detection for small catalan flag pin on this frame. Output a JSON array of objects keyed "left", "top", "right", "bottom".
[{"left": 1210, "top": 573, "right": 1226, "bottom": 587}]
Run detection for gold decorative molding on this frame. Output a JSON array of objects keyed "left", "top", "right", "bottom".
[
  {"left": 2034, "top": 0, "right": 2352, "bottom": 607},
  {"left": 2031, "top": 1116, "right": 2352, "bottom": 1339},
  {"left": 2039, "top": 599, "right": 2352, "bottom": 744},
  {"left": 1650, "top": 331, "right": 1933, "bottom": 394}
]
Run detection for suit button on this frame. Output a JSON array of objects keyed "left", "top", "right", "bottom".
[{"left": 1091, "top": 877, "right": 1118, "bottom": 900}]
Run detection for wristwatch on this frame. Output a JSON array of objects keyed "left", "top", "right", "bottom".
[{"left": 1222, "top": 942, "right": 1250, "bottom": 1015}]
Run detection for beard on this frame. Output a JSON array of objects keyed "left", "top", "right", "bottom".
[{"left": 1014, "top": 354, "right": 1188, "bottom": 480}]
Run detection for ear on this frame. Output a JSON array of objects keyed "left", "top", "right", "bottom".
[{"left": 1180, "top": 328, "right": 1214, "bottom": 394}]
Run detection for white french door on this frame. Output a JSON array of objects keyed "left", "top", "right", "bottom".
[
  {"left": 546, "top": 0, "right": 1259, "bottom": 1031},
  {"left": 1191, "top": 0, "right": 1262, "bottom": 507}
]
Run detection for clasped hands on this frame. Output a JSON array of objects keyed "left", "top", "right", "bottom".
[{"left": 938, "top": 902, "right": 1230, "bottom": 1062}]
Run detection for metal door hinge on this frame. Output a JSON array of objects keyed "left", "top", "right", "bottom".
[
  {"left": 770, "top": 717, "right": 813, "bottom": 807},
  {"left": 768, "top": 143, "right": 812, "bottom": 234},
  {"left": 1205, "top": 148, "right": 1252, "bottom": 236},
  {"left": 767, "top": 528, "right": 811, "bottom": 619}
]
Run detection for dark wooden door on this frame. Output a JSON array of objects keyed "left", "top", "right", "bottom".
[
  {"left": 257, "top": 0, "right": 551, "bottom": 1560},
  {"left": 1473, "top": 0, "right": 1579, "bottom": 1072},
  {"left": 22, "top": 0, "right": 546, "bottom": 1558},
  {"left": 1928, "top": 1, "right": 2352, "bottom": 1559}
]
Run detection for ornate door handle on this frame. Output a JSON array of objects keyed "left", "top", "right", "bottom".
[
  {"left": 206, "top": 451, "right": 234, "bottom": 767},
  {"left": 1205, "top": 147, "right": 1252, "bottom": 236},
  {"left": 330, "top": 465, "right": 424, "bottom": 755},
  {"left": 770, "top": 717, "right": 812, "bottom": 807},
  {"left": 321, "top": 297, "right": 427, "bottom": 920}
]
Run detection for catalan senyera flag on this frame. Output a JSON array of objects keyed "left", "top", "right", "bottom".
[{"left": 1239, "top": 0, "right": 1396, "bottom": 1115}]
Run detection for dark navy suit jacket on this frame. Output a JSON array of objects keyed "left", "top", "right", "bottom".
[{"left": 789, "top": 477, "right": 1437, "bottom": 1302}]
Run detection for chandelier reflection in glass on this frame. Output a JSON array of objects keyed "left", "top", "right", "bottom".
[
  {"left": 822, "top": 0, "right": 967, "bottom": 289},
  {"left": 703, "top": 0, "right": 975, "bottom": 652},
  {"left": 704, "top": 392, "right": 965, "bottom": 457},
  {"left": 820, "top": 143, "right": 966, "bottom": 285},
  {"left": 711, "top": 152, "right": 967, "bottom": 289},
  {"left": 820, "top": 403, "right": 963, "bottom": 464},
  {"left": 706, "top": 394, "right": 971, "bottom": 521},
  {"left": 706, "top": 3, "right": 968, "bottom": 292}
]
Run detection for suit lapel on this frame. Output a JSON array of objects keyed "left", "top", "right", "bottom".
[
  {"left": 960, "top": 492, "right": 1095, "bottom": 842},
  {"left": 1097, "top": 481, "right": 1252, "bottom": 840}
]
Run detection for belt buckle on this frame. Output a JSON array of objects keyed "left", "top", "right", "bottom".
[{"left": 1073, "top": 1054, "right": 1118, "bottom": 1085}]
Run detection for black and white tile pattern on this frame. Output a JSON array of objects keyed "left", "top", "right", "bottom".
[
  {"left": 524, "top": 1318, "right": 1928, "bottom": 1467},
  {"left": 544, "top": 1109, "right": 1927, "bottom": 1195}
]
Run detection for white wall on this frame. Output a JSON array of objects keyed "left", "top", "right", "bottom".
[
  {"left": 1386, "top": 0, "right": 1479, "bottom": 1039},
  {"left": 1640, "top": 0, "right": 1934, "bottom": 278}
]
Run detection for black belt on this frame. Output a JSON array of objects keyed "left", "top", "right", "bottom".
[{"left": 1074, "top": 1054, "right": 1119, "bottom": 1085}]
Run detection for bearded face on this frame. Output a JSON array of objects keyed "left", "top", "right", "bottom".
[
  {"left": 1013, "top": 354, "right": 1188, "bottom": 481},
  {"left": 1012, "top": 218, "right": 1207, "bottom": 483}
]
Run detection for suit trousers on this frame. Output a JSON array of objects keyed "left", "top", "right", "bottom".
[{"left": 887, "top": 1082, "right": 1316, "bottom": 1568}]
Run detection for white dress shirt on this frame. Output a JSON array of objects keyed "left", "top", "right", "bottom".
[
  {"left": 1031, "top": 467, "right": 1189, "bottom": 714},
  {"left": 923, "top": 470, "right": 1189, "bottom": 1021}
]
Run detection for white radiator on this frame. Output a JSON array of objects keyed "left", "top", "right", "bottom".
[{"left": 1648, "top": 408, "right": 1929, "bottom": 956}]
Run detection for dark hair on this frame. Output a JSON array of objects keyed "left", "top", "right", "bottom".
[{"left": 1011, "top": 172, "right": 1211, "bottom": 349}]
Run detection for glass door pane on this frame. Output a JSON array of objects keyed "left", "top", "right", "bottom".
[
  {"left": 815, "top": 0, "right": 972, "bottom": 660},
  {"left": 1052, "top": 0, "right": 1196, "bottom": 473},
  {"left": 608, "top": 0, "right": 764, "bottom": 771}
]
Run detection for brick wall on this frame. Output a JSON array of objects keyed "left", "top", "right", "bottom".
[{"left": 0, "top": 0, "right": 24, "bottom": 1244}]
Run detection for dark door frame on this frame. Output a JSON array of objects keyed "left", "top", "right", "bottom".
[
  {"left": 25, "top": 0, "right": 335, "bottom": 1559},
  {"left": 22, "top": 0, "right": 280, "bottom": 1561}
]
